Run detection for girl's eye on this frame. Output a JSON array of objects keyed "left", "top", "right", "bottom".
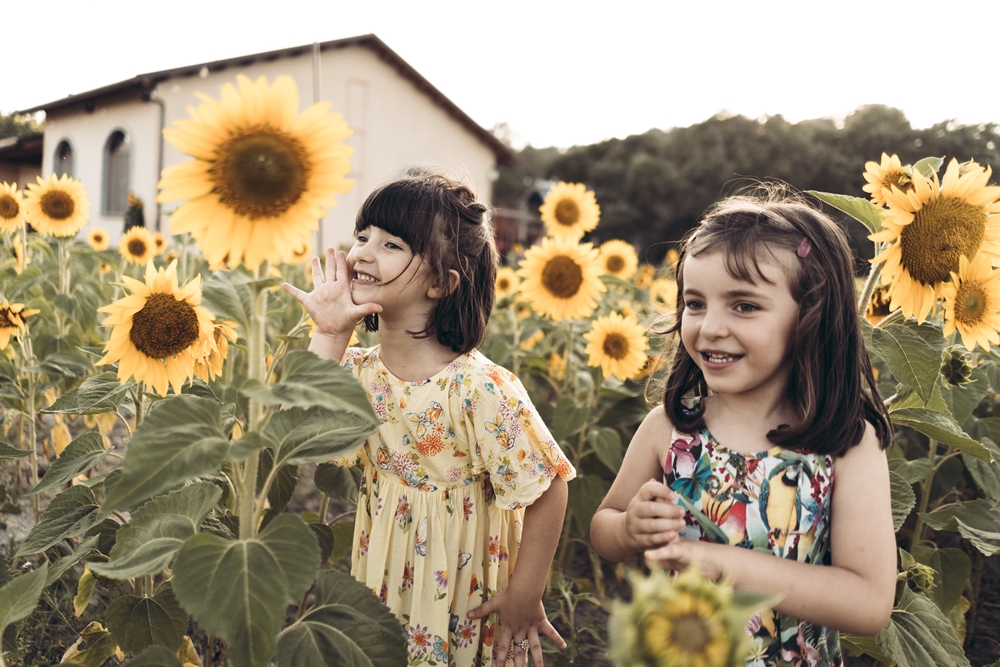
[
  {"left": 386, "top": 242, "right": 402, "bottom": 250},
  {"left": 684, "top": 300, "right": 704, "bottom": 311},
  {"left": 736, "top": 302, "right": 759, "bottom": 314},
  {"left": 356, "top": 235, "right": 368, "bottom": 243}
]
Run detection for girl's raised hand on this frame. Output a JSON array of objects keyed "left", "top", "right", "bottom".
[
  {"left": 624, "top": 480, "right": 686, "bottom": 552},
  {"left": 281, "top": 248, "right": 382, "bottom": 338}
]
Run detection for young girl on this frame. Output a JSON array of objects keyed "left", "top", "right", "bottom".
[
  {"left": 283, "top": 171, "right": 573, "bottom": 667},
  {"left": 590, "top": 195, "right": 896, "bottom": 666}
]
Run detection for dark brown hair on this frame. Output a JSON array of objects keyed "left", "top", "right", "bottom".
[
  {"left": 660, "top": 193, "right": 892, "bottom": 456},
  {"left": 355, "top": 170, "right": 498, "bottom": 354}
]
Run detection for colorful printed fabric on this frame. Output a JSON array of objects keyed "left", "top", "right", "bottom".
[
  {"left": 663, "top": 427, "right": 843, "bottom": 667},
  {"left": 342, "top": 346, "right": 575, "bottom": 666}
]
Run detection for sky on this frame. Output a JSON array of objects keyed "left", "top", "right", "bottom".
[{"left": 3, "top": 0, "right": 999, "bottom": 149}]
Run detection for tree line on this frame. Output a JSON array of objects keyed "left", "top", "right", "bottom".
[{"left": 494, "top": 105, "right": 1000, "bottom": 265}]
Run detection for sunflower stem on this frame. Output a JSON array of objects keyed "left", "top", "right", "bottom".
[
  {"left": 857, "top": 258, "right": 885, "bottom": 320},
  {"left": 132, "top": 382, "right": 145, "bottom": 431},
  {"left": 909, "top": 438, "right": 938, "bottom": 551},
  {"left": 240, "top": 264, "right": 269, "bottom": 540},
  {"left": 23, "top": 333, "right": 40, "bottom": 520}
]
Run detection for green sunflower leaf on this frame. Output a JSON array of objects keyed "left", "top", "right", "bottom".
[
  {"left": 889, "top": 470, "right": 916, "bottom": 531},
  {"left": 16, "top": 485, "right": 105, "bottom": 556},
  {"left": 201, "top": 270, "right": 252, "bottom": 332},
  {"left": 120, "top": 645, "right": 183, "bottom": 667},
  {"left": 913, "top": 156, "right": 944, "bottom": 179},
  {"left": 911, "top": 546, "right": 972, "bottom": 615},
  {"left": 275, "top": 569, "right": 407, "bottom": 667},
  {"left": 172, "top": 513, "right": 321, "bottom": 667},
  {"left": 0, "top": 563, "right": 48, "bottom": 642},
  {"left": 920, "top": 498, "right": 1000, "bottom": 556},
  {"left": 807, "top": 191, "right": 887, "bottom": 234},
  {"left": 29, "top": 432, "right": 109, "bottom": 495},
  {"left": 106, "top": 588, "right": 188, "bottom": 654},
  {"left": 887, "top": 407, "right": 991, "bottom": 462},
  {"left": 876, "top": 587, "right": 970, "bottom": 667},
  {"left": 870, "top": 325, "right": 942, "bottom": 403},
  {"left": 41, "top": 371, "right": 135, "bottom": 415},
  {"left": 0, "top": 442, "right": 30, "bottom": 459},
  {"left": 263, "top": 407, "right": 371, "bottom": 467},
  {"left": 104, "top": 395, "right": 233, "bottom": 512}
]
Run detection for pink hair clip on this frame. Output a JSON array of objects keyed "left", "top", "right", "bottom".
[{"left": 797, "top": 237, "right": 812, "bottom": 259}]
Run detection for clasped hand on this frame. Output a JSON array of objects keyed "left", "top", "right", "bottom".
[{"left": 281, "top": 248, "right": 381, "bottom": 337}]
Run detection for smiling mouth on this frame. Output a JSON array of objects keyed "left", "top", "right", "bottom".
[
  {"left": 701, "top": 352, "right": 742, "bottom": 364},
  {"left": 354, "top": 271, "right": 380, "bottom": 285}
]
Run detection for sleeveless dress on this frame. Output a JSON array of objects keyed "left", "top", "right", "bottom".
[
  {"left": 341, "top": 346, "right": 575, "bottom": 666},
  {"left": 662, "top": 426, "right": 843, "bottom": 667}
]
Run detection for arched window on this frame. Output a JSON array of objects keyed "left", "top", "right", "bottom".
[
  {"left": 103, "top": 130, "right": 130, "bottom": 215},
  {"left": 54, "top": 140, "right": 73, "bottom": 177}
]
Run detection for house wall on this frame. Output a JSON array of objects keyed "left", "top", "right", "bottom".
[
  {"left": 0, "top": 164, "right": 41, "bottom": 191},
  {"left": 40, "top": 42, "right": 497, "bottom": 254},
  {"left": 43, "top": 98, "right": 160, "bottom": 245}
]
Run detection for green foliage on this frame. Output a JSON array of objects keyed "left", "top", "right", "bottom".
[
  {"left": 877, "top": 587, "right": 972, "bottom": 667},
  {"left": 0, "top": 112, "right": 42, "bottom": 140},
  {"left": 106, "top": 589, "right": 187, "bottom": 654},
  {"left": 0, "top": 564, "right": 48, "bottom": 643},
  {"left": 28, "top": 432, "right": 109, "bottom": 495}
]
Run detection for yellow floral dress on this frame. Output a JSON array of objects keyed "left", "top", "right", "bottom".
[{"left": 342, "top": 346, "right": 576, "bottom": 666}]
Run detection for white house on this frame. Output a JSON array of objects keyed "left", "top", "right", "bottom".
[{"left": 17, "top": 34, "right": 513, "bottom": 250}]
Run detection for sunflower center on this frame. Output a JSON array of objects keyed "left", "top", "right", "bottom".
[
  {"left": 128, "top": 239, "right": 148, "bottom": 257},
  {"left": 214, "top": 127, "right": 311, "bottom": 219},
  {"left": 554, "top": 199, "right": 580, "bottom": 227},
  {"left": 955, "top": 281, "right": 989, "bottom": 325},
  {"left": 605, "top": 255, "right": 625, "bottom": 273},
  {"left": 129, "top": 293, "right": 200, "bottom": 359},
  {"left": 497, "top": 277, "right": 511, "bottom": 291},
  {"left": 40, "top": 190, "right": 75, "bottom": 220},
  {"left": 670, "top": 614, "right": 712, "bottom": 655},
  {"left": 541, "top": 256, "right": 584, "bottom": 299},
  {"left": 602, "top": 332, "right": 630, "bottom": 359},
  {"left": 899, "top": 197, "right": 985, "bottom": 285},
  {"left": 0, "top": 309, "right": 16, "bottom": 329},
  {"left": 0, "top": 194, "right": 19, "bottom": 220},
  {"left": 881, "top": 170, "right": 911, "bottom": 192}
]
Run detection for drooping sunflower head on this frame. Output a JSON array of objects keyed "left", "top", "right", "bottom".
[
  {"left": 87, "top": 227, "right": 110, "bottom": 252},
  {"left": 193, "top": 320, "right": 239, "bottom": 382},
  {"left": 157, "top": 75, "right": 354, "bottom": 269},
  {"left": 583, "top": 312, "right": 647, "bottom": 381},
  {"left": 0, "top": 299, "right": 39, "bottom": 349},
  {"left": 0, "top": 182, "right": 25, "bottom": 234},
  {"left": 517, "top": 236, "right": 606, "bottom": 321},
  {"left": 153, "top": 232, "right": 168, "bottom": 255},
  {"left": 119, "top": 227, "right": 156, "bottom": 266},
  {"left": 97, "top": 260, "right": 216, "bottom": 395},
  {"left": 539, "top": 182, "right": 600, "bottom": 240},
  {"left": 863, "top": 153, "right": 912, "bottom": 208},
  {"left": 871, "top": 158, "right": 1000, "bottom": 323},
  {"left": 940, "top": 253, "right": 1000, "bottom": 352},
  {"left": 940, "top": 345, "right": 975, "bottom": 386},
  {"left": 495, "top": 266, "right": 521, "bottom": 299},
  {"left": 599, "top": 239, "right": 639, "bottom": 280},
  {"left": 23, "top": 173, "right": 90, "bottom": 238}
]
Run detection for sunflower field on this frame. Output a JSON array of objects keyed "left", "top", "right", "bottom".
[{"left": 0, "top": 69, "right": 999, "bottom": 667}]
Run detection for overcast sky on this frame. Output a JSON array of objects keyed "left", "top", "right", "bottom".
[{"left": 3, "top": 0, "right": 997, "bottom": 148}]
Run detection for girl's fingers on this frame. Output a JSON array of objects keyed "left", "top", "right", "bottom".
[
  {"left": 311, "top": 256, "right": 325, "bottom": 284},
  {"left": 466, "top": 598, "right": 494, "bottom": 620},
  {"left": 494, "top": 625, "right": 513, "bottom": 665},
  {"left": 335, "top": 249, "right": 350, "bottom": 284},
  {"left": 325, "top": 247, "right": 337, "bottom": 283},
  {"left": 281, "top": 283, "right": 307, "bottom": 304},
  {"left": 539, "top": 618, "right": 566, "bottom": 649},
  {"left": 528, "top": 627, "right": 543, "bottom": 667}
]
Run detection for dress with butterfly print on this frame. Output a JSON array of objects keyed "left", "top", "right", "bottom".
[
  {"left": 342, "top": 346, "right": 575, "bottom": 666},
  {"left": 664, "top": 426, "right": 843, "bottom": 667}
]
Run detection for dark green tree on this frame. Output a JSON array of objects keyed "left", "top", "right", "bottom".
[{"left": 0, "top": 112, "right": 43, "bottom": 140}]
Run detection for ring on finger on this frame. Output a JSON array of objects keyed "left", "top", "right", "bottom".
[{"left": 517, "top": 638, "right": 529, "bottom": 652}]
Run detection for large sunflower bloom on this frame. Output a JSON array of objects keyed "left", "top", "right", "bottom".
[
  {"left": 584, "top": 312, "right": 647, "bottom": 381},
  {"left": 0, "top": 299, "right": 40, "bottom": 349},
  {"left": 495, "top": 266, "right": 520, "bottom": 299},
  {"left": 862, "top": 153, "right": 912, "bottom": 208},
  {"left": 87, "top": 227, "right": 110, "bottom": 251},
  {"left": 539, "top": 182, "right": 600, "bottom": 240},
  {"left": 97, "top": 260, "right": 216, "bottom": 396},
  {"left": 157, "top": 75, "right": 354, "bottom": 269},
  {"left": 517, "top": 236, "right": 605, "bottom": 321},
  {"left": 870, "top": 158, "right": 1000, "bottom": 323},
  {"left": 598, "top": 239, "right": 638, "bottom": 280},
  {"left": 0, "top": 182, "right": 25, "bottom": 234},
  {"left": 119, "top": 227, "right": 156, "bottom": 266},
  {"left": 194, "top": 320, "right": 239, "bottom": 382},
  {"left": 940, "top": 253, "right": 1000, "bottom": 351},
  {"left": 23, "top": 174, "right": 90, "bottom": 237}
]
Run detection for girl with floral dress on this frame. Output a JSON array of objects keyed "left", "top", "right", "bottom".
[
  {"left": 284, "top": 171, "right": 573, "bottom": 666},
  {"left": 590, "top": 195, "right": 897, "bottom": 666}
]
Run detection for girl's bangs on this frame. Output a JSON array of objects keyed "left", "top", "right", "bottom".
[{"left": 354, "top": 180, "right": 439, "bottom": 255}]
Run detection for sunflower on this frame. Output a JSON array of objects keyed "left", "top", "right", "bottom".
[
  {"left": 87, "top": 227, "right": 110, "bottom": 252},
  {"left": 520, "top": 329, "right": 545, "bottom": 351},
  {"left": 539, "top": 182, "right": 600, "bottom": 240},
  {"left": 517, "top": 236, "right": 605, "bottom": 321},
  {"left": 635, "top": 264, "right": 655, "bottom": 289},
  {"left": 584, "top": 313, "right": 647, "bottom": 381},
  {"left": 97, "top": 260, "right": 216, "bottom": 396},
  {"left": 289, "top": 240, "right": 312, "bottom": 264},
  {"left": 865, "top": 284, "right": 894, "bottom": 325},
  {"left": 650, "top": 278, "right": 678, "bottom": 310},
  {"left": 0, "top": 182, "right": 25, "bottom": 234},
  {"left": 153, "top": 232, "right": 168, "bottom": 255},
  {"left": 598, "top": 240, "right": 638, "bottom": 280},
  {"left": 871, "top": 159, "right": 1000, "bottom": 323},
  {"left": 940, "top": 253, "right": 1000, "bottom": 351},
  {"left": 119, "top": 227, "right": 156, "bottom": 266},
  {"left": 863, "top": 153, "right": 912, "bottom": 208},
  {"left": 23, "top": 173, "right": 90, "bottom": 237},
  {"left": 548, "top": 352, "right": 566, "bottom": 382},
  {"left": 157, "top": 74, "right": 354, "bottom": 269},
  {"left": 0, "top": 299, "right": 40, "bottom": 349},
  {"left": 98, "top": 262, "right": 112, "bottom": 275},
  {"left": 193, "top": 320, "right": 239, "bottom": 382},
  {"left": 495, "top": 266, "right": 521, "bottom": 298}
]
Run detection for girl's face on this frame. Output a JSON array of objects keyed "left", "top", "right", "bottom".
[
  {"left": 347, "top": 226, "right": 434, "bottom": 312},
  {"left": 680, "top": 248, "right": 800, "bottom": 404}
]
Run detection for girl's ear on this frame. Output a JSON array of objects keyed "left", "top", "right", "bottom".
[{"left": 427, "top": 269, "right": 460, "bottom": 299}]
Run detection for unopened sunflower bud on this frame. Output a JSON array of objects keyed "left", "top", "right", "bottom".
[{"left": 941, "top": 346, "right": 974, "bottom": 386}]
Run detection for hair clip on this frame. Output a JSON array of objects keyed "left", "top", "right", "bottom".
[{"left": 796, "top": 237, "right": 812, "bottom": 259}]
